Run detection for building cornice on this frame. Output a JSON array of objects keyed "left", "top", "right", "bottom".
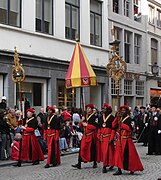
[
  {"left": 147, "top": 0, "right": 161, "bottom": 8},
  {"left": 0, "top": 50, "right": 106, "bottom": 74},
  {"left": 108, "top": 18, "right": 147, "bottom": 34},
  {"left": 147, "top": 30, "right": 161, "bottom": 38}
]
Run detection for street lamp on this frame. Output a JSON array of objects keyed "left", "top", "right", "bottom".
[
  {"left": 106, "top": 23, "right": 127, "bottom": 110},
  {"left": 151, "top": 62, "right": 159, "bottom": 76},
  {"left": 12, "top": 47, "right": 25, "bottom": 115}
]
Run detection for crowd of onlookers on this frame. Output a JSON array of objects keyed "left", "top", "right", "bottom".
[{"left": 0, "top": 96, "right": 84, "bottom": 161}]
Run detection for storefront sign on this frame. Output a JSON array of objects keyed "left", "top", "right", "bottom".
[{"left": 125, "top": 72, "right": 140, "bottom": 80}]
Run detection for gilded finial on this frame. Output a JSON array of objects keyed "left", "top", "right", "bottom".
[{"left": 111, "top": 22, "right": 115, "bottom": 41}]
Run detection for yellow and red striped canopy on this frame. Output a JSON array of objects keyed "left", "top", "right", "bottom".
[{"left": 66, "top": 42, "right": 97, "bottom": 88}]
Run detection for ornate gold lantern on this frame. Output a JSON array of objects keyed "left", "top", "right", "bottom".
[{"left": 107, "top": 23, "right": 127, "bottom": 109}]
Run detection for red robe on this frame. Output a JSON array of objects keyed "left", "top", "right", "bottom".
[
  {"left": 97, "top": 115, "right": 115, "bottom": 167},
  {"left": 21, "top": 117, "right": 44, "bottom": 162},
  {"left": 112, "top": 116, "right": 144, "bottom": 172},
  {"left": 11, "top": 141, "right": 20, "bottom": 161},
  {"left": 44, "top": 129, "right": 60, "bottom": 165},
  {"left": 80, "top": 113, "right": 100, "bottom": 163},
  {"left": 21, "top": 127, "right": 44, "bottom": 161},
  {"left": 44, "top": 114, "right": 61, "bottom": 165}
]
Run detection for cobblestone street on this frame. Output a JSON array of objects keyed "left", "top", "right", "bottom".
[{"left": 0, "top": 143, "right": 161, "bottom": 180}]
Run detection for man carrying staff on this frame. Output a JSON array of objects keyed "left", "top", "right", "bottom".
[
  {"left": 44, "top": 106, "right": 61, "bottom": 168},
  {"left": 97, "top": 103, "right": 115, "bottom": 173},
  {"left": 112, "top": 106, "right": 144, "bottom": 175},
  {"left": 20, "top": 108, "right": 44, "bottom": 167},
  {"left": 72, "top": 104, "right": 100, "bottom": 169}
]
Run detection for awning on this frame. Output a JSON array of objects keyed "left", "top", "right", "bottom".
[{"left": 66, "top": 41, "right": 97, "bottom": 88}]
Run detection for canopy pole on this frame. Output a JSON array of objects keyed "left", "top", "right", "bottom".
[{"left": 80, "top": 87, "right": 84, "bottom": 115}]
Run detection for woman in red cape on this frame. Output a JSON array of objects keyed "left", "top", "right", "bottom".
[
  {"left": 112, "top": 106, "right": 144, "bottom": 175},
  {"left": 72, "top": 104, "right": 100, "bottom": 169},
  {"left": 97, "top": 103, "right": 115, "bottom": 173},
  {"left": 44, "top": 106, "right": 61, "bottom": 168},
  {"left": 20, "top": 108, "right": 44, "bottom": 166}
]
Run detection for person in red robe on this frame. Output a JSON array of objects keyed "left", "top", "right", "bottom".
[
  {"left": 72, "top": 104, "right": 100, "bottom": 169},
  {"left": 44, "top": 106, "right": 61, "bottom": 168},
  {"left": 20, "top": 108, "right": 44, "bottom": 166},
  {"left": 97, "top": 103, "right": 115, "bottom": 173},
  {"left": 112, "top": 106, "right": 144, "bottom": 175}
]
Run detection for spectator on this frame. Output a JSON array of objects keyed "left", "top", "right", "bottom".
[
  {"left": 6, "top": 108, "right": 18, "bottom": 142},
  {"left": 59, "top": 123, "right": 68, "bottom": 155},
  {"left": 11, "top": 133, "right": 22, "bottom": 161},
  {"left": 0, "top": 109, "right": 10, "bottom": 160},
  {"left": 37, "top": 108, "right": 46, "bottom": 137},
  {"left": 61, "top": 106, "right": 71, "bottom": 121},
  {"left": 0, "top": 96, "right": 7, "bottom": 110}
]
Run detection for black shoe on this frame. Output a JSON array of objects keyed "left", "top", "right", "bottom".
[
  {"left": 146, "top": 153, "right": 152, "bottom": 155},
  {"left": 32, "top": 160, "right": 39, "bottom": 165},
  {"left": 13, "top": 163, "right": 21, "bottom": 167},
  {"left": 72, "top": 164, "right": 81, "bottom": 169},
  {"left": 52, "top": 163, "right": 57, "bottom": 167},
  {"left": 44, "top": 164, "right": 50, "bottom": 168},
  {"left": 113, "top": 170, "right": 122, "bottom": 175},
  {"left": 102, "top": 167, "right": 107, "bottom": 173},
  {"left": 109, "top": 166, "right": 114, "bottom": 170},
  {"left": 93, "top": 163, "right": 97, "bottom": 168},
  {"left": 130, "top": 171, "right": 134, "bottom": 175}
]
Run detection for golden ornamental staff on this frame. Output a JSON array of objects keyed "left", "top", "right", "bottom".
[
  {"left": 106, "top": 22, "right": 127, "bottom": 110},
  {"left": 12, "top": 47, "right": 25, "bottom": 114}
]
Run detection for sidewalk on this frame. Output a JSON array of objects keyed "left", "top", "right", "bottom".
[{"left": 0, "top": 148, "right": 79, "bottom": 167}]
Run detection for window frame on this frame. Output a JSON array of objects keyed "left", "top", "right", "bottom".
[
  {"left": 124, "top": 80, "right": 133, "bottom": 95},
  {"left": 124, "top": 0, "right": 130, "bottom": 17},
  {"left": 157, "top": 9, "right": 161, "bottom": 28},
  {"left": 0, "top": 0, "right": 21, "bottom": 27},
  {"left": 134, "top": 34, "right": 141, "bottom": 64},
  {"left": 124, "top": 30, "right": 131, "bottom": 63},
  {"left": 136, "top": 80, "right": 144, "bottom": 96},
  {"left": 113, "top": 0, "right": 119, "bottom": 14},
  {"left": 148, "top": 5, "right": 154, "bottom": 24},
  {"left": 151, "top": 38, "right": 158, "bottom": 65},
  {"left": 65, "top": 0, "right": 80, "bottom": 40},
  {"left": 90, "top": 0, "right": 102, "bottom": 47},
  {"left": 35, "top": 0, "right": 53, "bottom": 35}
]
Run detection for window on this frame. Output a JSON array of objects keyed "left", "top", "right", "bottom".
[
  {"left": 65, "top": 0, "right": 80, "bottom": 40},
  {"left": 36, "top": 0, "right": 53, "bottom": 34},
  {"left": 33, "top": 83, "right": 42, "bottom": 106},
  {"left": 148, "top": 5, "right": 154, "bottom": 24},
  {"left": 111, "top": 79, "right": 122, "bottom": 95},
  {"left": 124, "top": 80, "right": 132, "bottom": 95},
  {"left": 124, "top": 0, "right": 130, "bottom": 17},
  {"left": 90, "top": 0, "right": 102, "bottom": 46},
  {"left": 124, "top": 31, "right": 131, "bottom": 63},
  {"left": 113, "top": 0, "right": 119, "bottom": 14},
  {"left": 157, "top": 10, "right": 161, "bottom": 27},
  {"left": 151, "top": 38, "right": 158, "bottom": 65},
  {"left": 136, "top": 81, "right": 144, "bottom": 95},
  {"left": 134, "top": 0, "right": 141, "bottom": 22},
  {"left": 0, "top": 0, "right": 21, "bottom": 27},
  {"left": 134, "top": 34, "right": 141, "bottom": 64},
  {"left": 57, "top": 80, "right": 76, "bottom": 108}
]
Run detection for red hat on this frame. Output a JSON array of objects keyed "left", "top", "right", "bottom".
[
  {"left": 120, "top": 106, "right": 129, "bottom": 110},
  {"left": 85, "top": 104, "right": 94, "bottom": 109},
  {"left": 47, "top": 106, "right": 55, "bottom": 113},
  {"left": 26, "top": 108, "right": 35, "bottom": 113},
  {"left": 104, "top": 103, "right": 112, "bottom": 111}
]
